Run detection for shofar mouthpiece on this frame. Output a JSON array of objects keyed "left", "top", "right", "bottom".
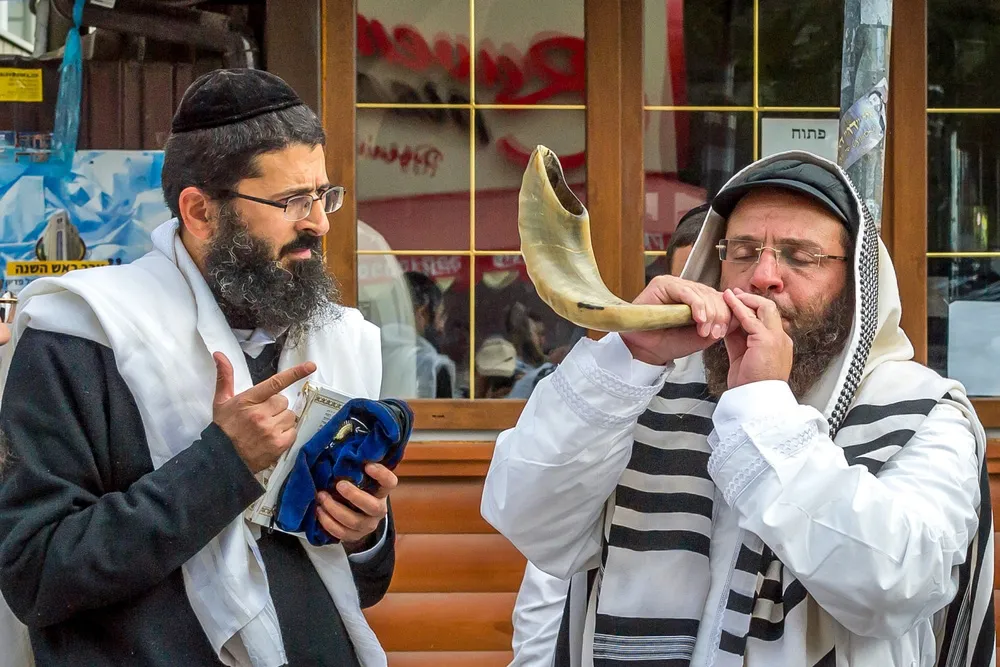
[{"left": 517, "top": 145, "right": 693, "bottom": 332}]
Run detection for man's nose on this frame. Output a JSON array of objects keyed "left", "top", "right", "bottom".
[
  {"left": 298, "top": 198, "right": 330, "bottom": 236},
  {"left": 749, "top": 248, "right": 784, "bottom": 294}
]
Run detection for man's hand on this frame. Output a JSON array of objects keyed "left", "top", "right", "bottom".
[
  {"left": 212, "top": 352, "right": 316, "bottom": 473},
  {"left": 722, "top": 288, "right": 793, "bottom": 390},
  {"left": 620, "top": 275, "right": 737, "bottom": 366},
  {"left": 316, "top": 463, "right": 398, "bottom": 549}
]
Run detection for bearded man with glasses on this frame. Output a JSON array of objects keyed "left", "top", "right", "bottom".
[
  {"left": 0, "top": 69, "right": 394, "bottom": 667},
  {"left": 483, "top": 156, "right": 994, "bottom": 667}
]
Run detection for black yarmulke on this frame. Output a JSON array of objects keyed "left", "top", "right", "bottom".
[{"left": 170, "top": 68, "right": 305, "bottom": 134}]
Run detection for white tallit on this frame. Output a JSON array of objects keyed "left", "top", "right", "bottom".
[{"left": 0, "top": 218, "right": 388, "bottom": 667}]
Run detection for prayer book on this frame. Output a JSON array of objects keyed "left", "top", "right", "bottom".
[{"left": 244, "top": 381, "right": 354, "bottom": 529}]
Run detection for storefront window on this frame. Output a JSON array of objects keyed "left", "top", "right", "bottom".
[
  {"left": 643, "top": 0, "right": 841, "bottom": 274},
  {"left": 927, "top": 0, "right": 1000, "bottom": 395},
  {"left": 356, "top": 0, "right": 584, "bottom": 400}
]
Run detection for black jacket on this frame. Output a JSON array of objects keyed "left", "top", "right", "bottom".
[{"left": 0, "top": 328, "right": 394, "bottom": 666}]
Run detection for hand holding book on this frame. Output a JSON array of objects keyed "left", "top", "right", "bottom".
[{"left": 274, "top": 397, "right": 414, "bottom": 546}]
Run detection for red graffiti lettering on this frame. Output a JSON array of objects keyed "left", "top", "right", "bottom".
[
  {"left": 358, "top": 137, "right": 444, "bottom": 177},
  {"left": 357, "top": 13, "right": 585, "bottom": 102}
]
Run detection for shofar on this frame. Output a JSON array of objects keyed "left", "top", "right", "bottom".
[{"left": 517, "top": 145, "right": 693, "bottom": 332}]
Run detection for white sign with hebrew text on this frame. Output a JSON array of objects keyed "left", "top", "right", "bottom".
[{"left": 761, "top": 118, "right": 840, "bottom": 163}]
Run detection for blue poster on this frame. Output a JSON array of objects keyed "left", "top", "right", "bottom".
[{"left": 0, "top": 150, "right": 170, "bottom": 293}]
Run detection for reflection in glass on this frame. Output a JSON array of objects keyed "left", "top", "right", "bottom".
[
  {"left": 928, "top": 115, "right": 1000, "bottom": 252},
  {"left": 758, "top": 0, "right": 842, "bottom": 107},
  {"left": 928, "top": 0, "right": 1000, "bottom": 108},
  {"left": 474, "top": 255, "right": 585, "bottom": 399},
  {"left": 357, "top": 0, "right": 472, "bottom": 103},
  {"left": 644, "top": 111, "right": 752, "bottom": 248},
  {"left": 643, "top": 0, "right": 753, "bottom": 107},
  {"left": 475, "top": 109, "right": 586, "bottom": 251},
  {"left": 358, "top": 251, "right": 471, "bottom": 400},
  {"left": 356, "top": 108, "right": 470, "bottom": 251},
  {"left": 928, "top": 257, "right": 1000, "bottom": 393},
  {"left": 474, "top": 0, "right": 585, "bottom": 106}
]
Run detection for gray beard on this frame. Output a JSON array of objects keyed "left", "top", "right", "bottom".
[
  {"left": 204, "top": 205, "right": 341, "bottom": 344},
  {"left": 703, "top": 282, "right": 854, "bottom": 400}
]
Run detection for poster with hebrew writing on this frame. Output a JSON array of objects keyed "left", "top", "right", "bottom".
[{"left": 0, "top": 150, "right": 169, "bottom": 294}]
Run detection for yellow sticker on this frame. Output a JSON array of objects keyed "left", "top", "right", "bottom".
[
  {"left": 6, "top": 260, "right": 112, "bottom": 277},
  {"left": 0, "top": 68, "right": 43, "bottom": 103}
]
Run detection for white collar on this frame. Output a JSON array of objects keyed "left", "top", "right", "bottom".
[{"left": 231, "top": 326, "right": 287, "bottom": 359}]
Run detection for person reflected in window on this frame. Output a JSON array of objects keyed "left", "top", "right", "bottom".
[
  {"left": 474, "top": 336, "right": 518, "bottom": 399},
  {"left": 403, "top": 271, "right": 457, "bottom": 399},
  {"left": 506, "top": 302, "right": 547, "bottom": 374}
]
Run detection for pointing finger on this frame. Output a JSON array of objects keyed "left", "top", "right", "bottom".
[{"left": 244, "top": 361, "right": 317, "bottom": 403}]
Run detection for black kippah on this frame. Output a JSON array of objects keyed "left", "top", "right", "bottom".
[{"left": 170, "top": 68, "right": 305, "bottom": 134}]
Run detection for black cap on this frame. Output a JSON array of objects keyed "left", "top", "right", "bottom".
[
  {"left": 170, "top": 68, "right": 305, "bottom": 134},
  {"left": 711, "top": 159, "right": 859, "bottom": 232}
]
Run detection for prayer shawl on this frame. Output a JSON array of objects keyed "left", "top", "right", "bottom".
[
  {"left": 0, "top": 219, "right": 388, "bottom": 667},
  {"left": 571, "top": 152, "right": 994, "bottom": 667}
]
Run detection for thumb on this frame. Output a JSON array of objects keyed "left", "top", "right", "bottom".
[
  {"left": 723, "top": 329, "right": 747, "bottom": 365},
  {"left": 213, "top": 352, "right": 235, "bottom": 406}
]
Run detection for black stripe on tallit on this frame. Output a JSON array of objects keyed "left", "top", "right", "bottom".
[
  {"left": 757, "top": 576, "right": 781, "bottom": 602},
  {"left": 837, "top": 398, "right": 938, "bottom": 429},
  {"left": 735, "top": 542, "right": 764, "bottom": 574},
  {"left": 608, "top": 526, "right": 710, "bottom": 555},
  {"left": 594, "top": 658, "right": 691, "bottom": 667},
  {"left": 726, "top": 590, "right": 755, "bottom": 615},
  {"left": 971, "top": 595, "right": 995, "bottom": 667},
  {"left": 614, "top": 486, "right": 714, "bottom": 518},
  {"left": 749, "top": 574, "right": 808, "bottom": 643},
  {"left": 841, "top": 429, "right": 915, "bottom": 461},
  {"left": 749, "top": 615, "right": 785, "bottom": 642},
  {"left": 719, "top": 630, "right": 748, "bottom": 655},
  {"left": 657, "top": 382, "right": 715, "bottom": 401},
  {"left": 782, "top": 579, "right": 808, "bottom": 612},
  {"left": 637, "top": 411, "right": 714, "bottom": 435},
  {"left": 626, "top": 442, "right": 712, "bottom": 479},
  {"left": 812, "top": 647, "right": 837, "bottom": 667},
  {"left": 595, "top": 615, "right": 700, "bottom": 637}
]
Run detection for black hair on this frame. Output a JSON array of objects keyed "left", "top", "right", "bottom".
[
  {"left": 665, "top": 202, "right": 711, "bottom": 271},
  {"left": 404, "top": 271, "right": 444, "bottom": 320},
  {"left": 161, "top": 104, "right": 326, "bottom": 219}
]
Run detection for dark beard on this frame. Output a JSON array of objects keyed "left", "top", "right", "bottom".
[
  {"left": 703, "top": 283, "right": 854, "bottom": 400},
  {"left": 204, "top": 205, "right": 341, "bottom": 343}
]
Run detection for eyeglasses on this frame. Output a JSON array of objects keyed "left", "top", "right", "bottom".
[
  {"left": 0, "top": 292, "right": 17, "bottom": 325},
  {"left": 228, "top": 186, "right": 346, "bottom": 222},
  {"left": 716, "top": 238, "right": 849, "bottom": 269}
]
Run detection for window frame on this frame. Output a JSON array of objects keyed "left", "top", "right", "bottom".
[{"left": 321, "top": 0, "right": 997, "bottom": 429}]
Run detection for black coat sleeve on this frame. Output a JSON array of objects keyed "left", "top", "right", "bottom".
[
  {"left": 0, "top": 329, "right": 265, "bottom": 627},
  {"left": 349, "top": 500, "right": 396, "bottom": 609}
]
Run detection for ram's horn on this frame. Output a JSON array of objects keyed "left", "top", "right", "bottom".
[{"left": 517, "top": 145, "right": 693, "bottom": 332}]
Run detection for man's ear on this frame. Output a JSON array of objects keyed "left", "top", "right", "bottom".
[{"left": 178, "top": 186, "right": 216, "bottom": 241}]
